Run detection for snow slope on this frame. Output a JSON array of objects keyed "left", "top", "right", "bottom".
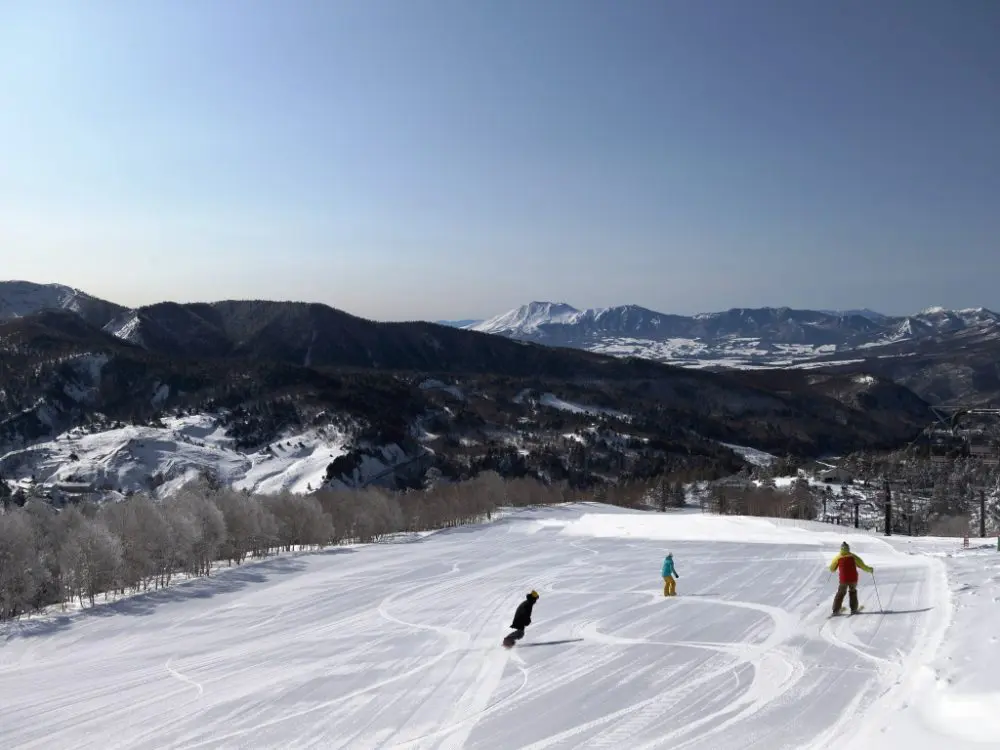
[
  {"left": 720, "top": 442, "right": 777, "bottom": 467},
  {"left": 0, "top": 414, "right": 354, "bottom": 497},
  {"left": 0, "top": 504, "right": 962, "bottom": 749},
  {"left": 538, "top": 392, "right": 630, "bottom": 420}
]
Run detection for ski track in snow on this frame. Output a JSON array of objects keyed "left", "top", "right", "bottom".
[{"left": 0, "top": 505, "right": 945, "bottom": 749}]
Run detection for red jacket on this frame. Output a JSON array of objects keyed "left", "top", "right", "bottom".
[{"left": 829, "top": 552, "right": 872, "bottom": 584}]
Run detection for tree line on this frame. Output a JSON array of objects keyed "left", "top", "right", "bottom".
[
  {"left": 0, "top": 472, "right": 656, "bottom": 623},
  {"left": 837, "top": 449, "right": 1000, "bottom": 536},
  {"left": 703, "top": 476, "right": 821, "bottom": 521},
  {"left": 702, "top": 450, "right": 1000, "bottom": 537}
]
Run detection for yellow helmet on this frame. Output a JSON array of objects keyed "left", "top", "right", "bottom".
[{"left": 529, "top": 590, "right": 539, "bottom": 599}]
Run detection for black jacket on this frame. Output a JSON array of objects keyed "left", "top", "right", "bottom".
[{"left": 510, "top": 596, "right": 536, "bottom": 629}]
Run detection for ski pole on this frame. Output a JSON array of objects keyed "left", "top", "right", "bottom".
[{"left": 871, "top": 572, "right": 884, "bottom": 613}]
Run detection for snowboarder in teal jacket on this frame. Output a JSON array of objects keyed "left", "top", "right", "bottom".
[{"left": 662, "top": 553, "right": 679, "bottom": 596}]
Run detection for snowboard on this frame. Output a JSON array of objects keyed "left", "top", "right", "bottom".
[{"left": 830, "top": 605, "right": 865, "bottom": 617}]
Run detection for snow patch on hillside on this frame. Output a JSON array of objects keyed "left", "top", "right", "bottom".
[
  {"left": 721, "top": 442, "right": 777, "bottom": 467},
  {"left": 61, "top": 354, "right": 110, "bottom": 403},
  {"left": 0, "top": 414, "right": 354, "bottom": 498},
  {"left": 539, "top": 393, "right": 630, "bottom": 420},
  {"left": 105, "top": 312, "right": 144, "bottom": 345}
]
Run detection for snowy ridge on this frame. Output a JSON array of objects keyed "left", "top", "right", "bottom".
[
  {"left": 0, "top": 503, "right": 970, "bottom": 749},
  {"left": 0, "top": 280, "right": 126, "bottom": 329},
  {"left": 0, "top": 413, "right": 412, "bottom": 498},
  {"left": 0, "top": 281, "right": 96, "bottom": 319}
]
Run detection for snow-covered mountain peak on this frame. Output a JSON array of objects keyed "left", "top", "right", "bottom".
[
  {"left": 471, "top": 301, "right": 582, "bottom": 335},
  {"left": 919, "top": 306, "right": 948, "bottom": 316},
  {"left": 909, "top": 306, "right": 1000, "bottom": 332},
  {"left": 914, "top": 305, "right": 997, "bottom": 320}
]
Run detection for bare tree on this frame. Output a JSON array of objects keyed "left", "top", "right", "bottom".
[
  {"left": 0, "top": 510, "right": 41, "bottom": 619},
  {"left": 163, "top": 491, "right": 226, "bottom": 577},
  {"left": 57, "top": 508, "right": 123, "bottom": 607},
  {"left": 0, "top": 471, "right": 605, "bottom": 621},
  {"left": 263, "top": 493, "right": 333, "bottom": 550},
  {"left": 215, "top": 489, "right": 273, "bottom": 565}
]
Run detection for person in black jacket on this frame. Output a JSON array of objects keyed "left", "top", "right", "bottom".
[{"left": 503, "top": 590, "right": 539, "bottom": 647}]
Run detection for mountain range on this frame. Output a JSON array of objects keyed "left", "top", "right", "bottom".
[
  {"left": 3, "top": 282, "right": 997, "bottom": 406},
  {"left": 5, "top": 283, "right": 994, "bottom": 372},
  {"left": 465, "top": 301, "right": 1000, "bottom": 362},
  {"left": 457, "top": 301, "right": 1000, "bottom": 405},
  {"left": 0, "top": 281, "right": 939, "bottom": 496}
]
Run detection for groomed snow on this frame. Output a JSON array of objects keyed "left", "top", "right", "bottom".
[{"left": 0, "top": 503, "right": 973, "bottom": 749}]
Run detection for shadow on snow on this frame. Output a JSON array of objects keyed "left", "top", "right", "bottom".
[{"left": 4, "top": 549, "right": 355, "bottom": 641}]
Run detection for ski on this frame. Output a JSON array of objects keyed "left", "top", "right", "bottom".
[{"left": 830, "top": 604, "right": 865, "bottom": 617}]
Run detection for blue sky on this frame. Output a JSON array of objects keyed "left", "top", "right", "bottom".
[{"left": 1, "top": 0, "right": 997, "bottom": 320}]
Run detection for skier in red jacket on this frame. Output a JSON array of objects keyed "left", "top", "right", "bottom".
[{"left": 829, "top": 541, "right": 874, "bottom": 615}]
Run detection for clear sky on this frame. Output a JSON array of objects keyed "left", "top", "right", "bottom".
[{"left": 1, "top": 0, "right": 998, "bottom": 321}]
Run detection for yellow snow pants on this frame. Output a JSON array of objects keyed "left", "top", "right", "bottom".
[{"left": 663, "top": 576, "right": 676, "bottom": 596}]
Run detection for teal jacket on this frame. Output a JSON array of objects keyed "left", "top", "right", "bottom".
[{"left": 661, "top": 557, "right": 678, "bottom": 577}]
